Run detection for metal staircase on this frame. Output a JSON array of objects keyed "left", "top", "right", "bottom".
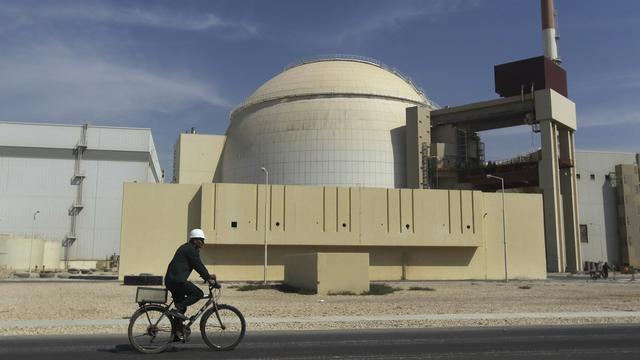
[{"left": 64, "top": 124, "right": 88, "bottom": 265}]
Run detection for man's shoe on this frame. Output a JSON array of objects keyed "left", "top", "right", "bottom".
[{"left": 167, "top": 309, "right": 188, "bottom": 321}]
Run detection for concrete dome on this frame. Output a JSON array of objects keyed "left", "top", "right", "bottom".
[
  {"left": 220, "top": 57, "right": 432, "bottom": 188},
  {"left": 240, "top": 59, "right": 427, "bottom": 108}
]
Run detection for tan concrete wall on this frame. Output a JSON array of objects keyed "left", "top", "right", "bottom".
[
  {"left": 119, "top": 183, "right": 201, "bottom": 277},
  {"left": 199, "top": 184, "right": 483, "bottom": 247},
  {"left": 284, "top": 253, "right": 318, "bottom": 292},
  {"left": 482, "top": 193, "right": 547, "bottom": 280},
  {"left": 317, "top": 253, "right": 369, "bottom": 294},
  {"left": 119, "top": 183, "right": 547, "bottom": 281},
  {"left": 175, "top": 134, "right": 226, "bottom": 184},
  {"left": 616, "top": 164, "right": 640, "bottom": 266}
]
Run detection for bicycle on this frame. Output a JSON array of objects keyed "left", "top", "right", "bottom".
[{"left": 127, "top": 280, "right": 246, "bottom": 354}]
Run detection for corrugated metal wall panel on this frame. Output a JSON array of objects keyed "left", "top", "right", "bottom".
[
  {"left": 0, "top": 123, "right": 81, "bottom": 149},
  {"left": 87, "top": 127, "right": 150, "bottom": 152},
  {"left": 0, "top": 123, "right": 160, "bottom": 261}
]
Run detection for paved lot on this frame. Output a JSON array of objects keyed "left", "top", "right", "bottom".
[{"left": 1, "top": 325, "right": 640, "bottom": 359}]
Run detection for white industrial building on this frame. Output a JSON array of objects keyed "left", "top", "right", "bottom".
[
  {"left": 575, "top": 150, "right": 640, "bottom": 267},
  {"left": 0, "top": 122, "right": 162, "bottom": 269}
]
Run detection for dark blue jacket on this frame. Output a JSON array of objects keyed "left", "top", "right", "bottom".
[{"left": 164, "top": 242, "right": 210, "bottom": 284}]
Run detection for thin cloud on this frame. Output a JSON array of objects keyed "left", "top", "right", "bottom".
[
  {"left": 573, "top": 73, "right": 640, "bottom": 94},
  {"left": 0, "top": 2, "right": 257, "bottom": 37},
  {"left": 334, "top": 0, "right": 480, "bottom": 44},
  {"left": 0, "top": 44, "right": 231, "bottom": 124},
  {"left": 578, "top": 106, "right": 640, "bottom": 128}
]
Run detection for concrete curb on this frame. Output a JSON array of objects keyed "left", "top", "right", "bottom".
[{"left": 2, "top": 311, "right": 640, "bottom": 328}]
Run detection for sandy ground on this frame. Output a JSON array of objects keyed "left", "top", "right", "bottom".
[{"left": 1, "top": 278, "right": 639, "bottom": 335}]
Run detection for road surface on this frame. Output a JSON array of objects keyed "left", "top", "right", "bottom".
[{"left": 1, "top": 325, "right": 639, "bottom": 359}]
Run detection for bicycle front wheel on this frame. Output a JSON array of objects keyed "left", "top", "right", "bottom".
[
  {"left": 128, "top": 305, "right": 175, "bottom": 354},
  {"left": 200, "top": 304, "right": 246, "bottom": 350}
]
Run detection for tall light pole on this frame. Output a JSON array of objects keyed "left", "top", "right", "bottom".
[
  {"left": 487, "top": 175, "right": 508, "bottom": 282},
  {"left": 29, "top": 210, "right": 40, "bottom": 272},
  {"left": 260, "top": 167, "right": 269, "bottom": 285}
]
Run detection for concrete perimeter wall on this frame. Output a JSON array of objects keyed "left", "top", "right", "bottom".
[{"left": 119, "top": 183, "right": 546, "bottom": 281}]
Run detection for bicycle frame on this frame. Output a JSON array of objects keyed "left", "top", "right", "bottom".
[{"left": 140, "top": 283, "right": 222, "bottom": 332}]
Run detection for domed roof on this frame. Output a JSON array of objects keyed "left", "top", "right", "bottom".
[{"left": 233, "top": 57, "right": 430, "bottom": 115}]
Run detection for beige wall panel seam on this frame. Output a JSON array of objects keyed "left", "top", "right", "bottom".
[
  {"left": 322, "top": 187, "right": 326, "bottom": 233},
  {"left": 386, "top": 189, "right": 390, "bottom": 233},
  {"left": 213, "top": 184, "right": 217, "bottom": 231},
  {"left": 448, "top": 190, "right": 452, "bottom": 234},
  {"left": 459, "top": 191, "right": 464, "bottom": 234},
  {"left": 411, "top": 189, "right": 415, "bottom": 234},
  {"left": 471, "top": 191, "right": 476, "bottom": 234}
]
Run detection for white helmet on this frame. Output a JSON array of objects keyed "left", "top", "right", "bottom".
[{"left": 189, "top": 228, "right": 206, "bottom": 241}]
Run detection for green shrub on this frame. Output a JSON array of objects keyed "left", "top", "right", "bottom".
[
  {"left": 235, "top": 283, "right": 271, "bottom": 291},
  {"left": 272, "top": 283, "right": 314, "bottom": 294},
  {"left": 327, "top": 291, "right": 356, "bottom": 296},
  {"left": 232, "top": 282, "right": 314, "bottom": 295},
  {"left": 408, "top": 286, "right": 435, "bottom": 291},
  {"left": 362, "top": 283, "right": 400, "bottom": 295}
]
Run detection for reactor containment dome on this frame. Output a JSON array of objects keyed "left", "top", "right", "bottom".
[{"left": 220, "top": 56, "right": 433, "bottom": 188}]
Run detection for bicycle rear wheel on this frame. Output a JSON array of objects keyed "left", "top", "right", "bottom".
[
  {"left": 128, "top": 305, "right": 175, "bottom": 354},
  {"left": 200, "top": 304, "right": 246, "bottom": 350}
]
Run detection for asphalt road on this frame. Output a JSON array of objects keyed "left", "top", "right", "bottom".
[{"left": 1, "top": 325, "right": 639, "bottom": 359}]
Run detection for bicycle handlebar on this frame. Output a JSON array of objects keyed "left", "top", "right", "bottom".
[{"left": 204, "top": 279, "right": 221, "bottom": 289}]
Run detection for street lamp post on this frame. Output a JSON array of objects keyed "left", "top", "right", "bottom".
[
  {"left": 487, "top": 175, "right": 508, "bottom": 282},
  {"left": 260, "top": 167, "right": 269, "bottom": 285},
  {"left": 29, "top": 210, "right": 40, "bottom": 272}
]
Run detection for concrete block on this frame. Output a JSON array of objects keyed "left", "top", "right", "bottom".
[{"left": 284, "top": 253, "right": 369, "bottom": 295}]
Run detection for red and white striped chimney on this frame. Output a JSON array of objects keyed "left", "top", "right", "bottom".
[{"left": 541, "top": 0, "right": 561, "bottom": 64}]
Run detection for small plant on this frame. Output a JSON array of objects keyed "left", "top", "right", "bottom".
[
  {"left": 328, "top": 291, "right": 356, "bottom": 296},
  {"left": 232, "top": 282, "right": 314, "bottom": 295},
  {"left": 235, "top": 283, "right": 272, "bottom": 291},
  {"left": 273, "top": 283, "right": 314, "bottom": 294},
  {"left": 408, "top": 286, "right": 435, "bottom": 291},
  {"left": 362, "top": 283, "right": 400, "bottom": 295},
  {"left": 518, "top": 285, "right": 532, "bottom": 290}
]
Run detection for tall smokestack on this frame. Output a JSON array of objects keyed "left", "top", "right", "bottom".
[{"left": 541, "top": 0, "right": 561, "bottom": 64}]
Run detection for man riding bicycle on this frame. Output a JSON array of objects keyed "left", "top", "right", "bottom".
[{"left": 165, "top": 228, "right": 217, "bottom": 321}]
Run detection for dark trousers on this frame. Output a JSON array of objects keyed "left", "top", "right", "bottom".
[{"left": 166, "top": 281, "right": 203, "bottom": 312}]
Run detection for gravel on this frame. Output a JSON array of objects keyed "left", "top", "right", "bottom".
[{"left": 1, "top": 278, "right": 639, "bottom": 336}]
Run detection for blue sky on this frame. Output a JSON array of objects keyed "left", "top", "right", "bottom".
[{"left": 1, "top": 0, "right": 638, "bottom": 176}]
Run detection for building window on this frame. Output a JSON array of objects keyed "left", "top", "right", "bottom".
[
  {"left": 576, "top": 174, "right": 581, "bottom": 180},
  {"left": 590, "top": 174, "right": 595, "bottom": 180},
  {"left": 580, "top": 224, "right": 588, "bottom": 243},
  {"left": 605, "top": 174, "right": 611, "bottom": 181}
]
